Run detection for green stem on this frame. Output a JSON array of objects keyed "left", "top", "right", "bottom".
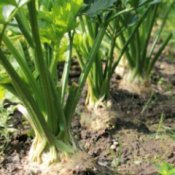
[
  {"left": 111, "top": 7, "right": 151, "bottom": 77},
  {"left": 65, "top": 25, "right": 107, "bottom": 121},
  {"left": 28, "top": 0, "right": 59, "bottom": 132},
  {"left": 0, "top": 50, "right": 55, "bottom": 145},
  {"left": 61, "top": 31, "right": 74, "bottom": 104}
]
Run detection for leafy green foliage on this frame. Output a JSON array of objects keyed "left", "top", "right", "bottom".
[{"left": 39, "top": 0, "right": 82, "bottom": 43}]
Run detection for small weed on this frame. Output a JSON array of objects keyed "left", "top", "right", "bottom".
[
  {"left": 110, "top": 140, "right": 122, "bottom": 173},
  {"left": 0, "top": 104, "right": 17, "bottom": 153},
  {"left": 156, "top": 113, "right": 165, "bottom": 139},
  {"left": 156, "top": 162, "right": 175, "bottom": 175},
  {"left": 141, "top": 92, "right": 155, "bottom": 115}
]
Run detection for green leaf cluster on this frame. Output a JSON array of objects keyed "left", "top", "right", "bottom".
[{"left": 39, "top": 0, "right": 83, "bottom": 43}]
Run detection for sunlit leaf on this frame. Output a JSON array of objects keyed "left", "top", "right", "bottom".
[
  {"left": 2, "top": 5, "right": 16, "bottom": 21},
  {"left": 39, "top": 0, "right": 83, "bottom": 43},
  {"left": 0, "top": 86, "right": 5, "bottom": 100}
]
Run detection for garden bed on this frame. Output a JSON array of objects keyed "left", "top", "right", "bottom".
[{"left": 0, "top": 55, "right": 175, "bottom": 175}]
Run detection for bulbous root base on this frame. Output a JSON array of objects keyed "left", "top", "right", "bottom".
[
  {"left": 81, "top": 99, "right": 118, "bottom": 132},
  {"left": 119, "top": 74, "right": 152, "bottom": 98},
  {"left": 26, "top": 151, "right": 98, "bottom": 175},
  {"left": 55, "top": 152, "right": 97, "bottom": 175},
  {"left": 28, "top": 136, "right": 59, "bottom": 164}
]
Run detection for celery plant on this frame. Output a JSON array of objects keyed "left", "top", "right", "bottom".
[
  {"left": 74, "top": 0, "right": 151, "bottom": 109},
  {"left": 74, "top": 0, "right": 150, "bottom": 130},
  {"left": 0, "top": 0, "right": 106, "bottom": 165},
  {"left": 116, "top": 1, "right": 172, "bottom": 96}
]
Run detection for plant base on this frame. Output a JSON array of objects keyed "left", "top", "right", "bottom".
[
  {"left": 119, "top": 73, "right": 152, "bottom": 98},
  {"left": 81, "top": 99, "right": 118, "bottom": 132},
  {"left": 25, "top": 151, "right": 98, "bottom": 175}
]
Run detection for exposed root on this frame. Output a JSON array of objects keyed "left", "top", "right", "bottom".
[
  {"left": 81, "top": 98, "right": 118, "bottom": 132},
  {"left": 25, "top": 151, "right": 98, "bottom": 175},
  {"left": 118, "top": 71, "right": 152, "bottom": 98},
  {"left": 114, "top": 58, "right": 152, "bottom": 97},
  {"left": 28, "top": 136, "right": 58, "bottom": 165},
  {"left": 26, "top": 141, "right": 59, "bottom": 174},
  {"left": 56, "top": 151, "right": 97, "bottom": 175}
]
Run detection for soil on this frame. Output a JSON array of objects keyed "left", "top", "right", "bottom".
[{"left": 0, "top": 55, "right": 175, "bottom": 175}]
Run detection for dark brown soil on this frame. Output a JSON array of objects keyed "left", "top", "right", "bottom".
[
  {"left": 74, "top": 56, "right": 175, "bottom": 175},
  {"left": 1, "top": 56, "right": 175, "bottom": 175}
]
